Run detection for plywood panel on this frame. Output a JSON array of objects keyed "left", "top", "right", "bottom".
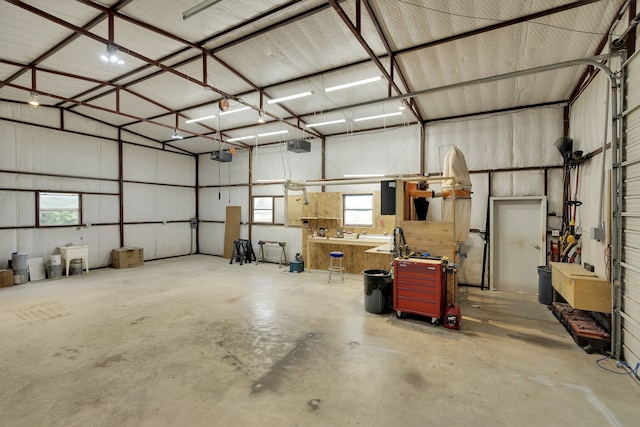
[
  {"left": 364, "top": 250, "right": 394, "bottom": 271},
  {"left": 224, "top": 206, "right": 241, "bottom": 259},
  {"left": 287, "top": 194, "right": 305, "bottom": 226},
  {"left": 396, "top": 221, "right": 457, "bottom": 259},
  {"left": 317, "top": 192, "right": 341, "bottom": 218},
  {"left": 306, "top": 237, "right": 388, "bottom": 274}
]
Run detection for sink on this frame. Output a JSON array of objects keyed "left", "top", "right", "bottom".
[{"left": 58, "top": 245, "right": 89, "bottom": 276}]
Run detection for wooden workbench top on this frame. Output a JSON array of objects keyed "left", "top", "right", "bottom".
[{"left": 307, "top": 236, "right": 390, "bottom": 246}]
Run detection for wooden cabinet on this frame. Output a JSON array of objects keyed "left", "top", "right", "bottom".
[
  {"left": 550, "top": 262, "right": 611, "bottom": 313},
  {"left": 394, "top": 258, "right": 445, "bottom": 319}
]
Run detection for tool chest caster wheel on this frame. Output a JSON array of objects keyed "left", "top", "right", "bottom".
[{"left": 396, "top": 310, "right": 407, "bottom": 319}]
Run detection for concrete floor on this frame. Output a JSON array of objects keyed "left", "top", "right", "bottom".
[{"left": 0, "top": 255, "right": 637, "bottom": 427}]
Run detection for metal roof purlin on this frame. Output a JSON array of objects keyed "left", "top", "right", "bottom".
[
  {"left": 0, "top": 0, "right": 134, "bottom": 91},
  {"left": 7, "top": 0, "right": 319, "bottom": 141},
  {"left": 328, "top": 0, "right": 421, "bottom": 122},
  {"left": 392, "top": 0, "right": 603, "bottom": 57},
  {"left": 69, "top": 0, "right": 324, "bottom": 139},
  {"left": 283, "top": 55, "right": 619, "bottom": 121},
  {"left": 362, "top": 0, "right": 423, "bottom": 122},
  {"left": 569, "top": 1, "right": 634, "bottom": 103}
]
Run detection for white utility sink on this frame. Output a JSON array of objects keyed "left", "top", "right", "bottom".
[{"left": 58, "top": 245, "right": 89, "bottom": 276}]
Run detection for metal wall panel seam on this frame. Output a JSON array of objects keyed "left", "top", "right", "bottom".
[
  {"left": 620, "top": 310, "right": 640, "bottom": 328},
  {"left": 621, "top": 262, "right": 640, "bottom": 274}
]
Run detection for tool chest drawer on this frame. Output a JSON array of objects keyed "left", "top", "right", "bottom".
[{"left": 393, "top": 258, "right": 445, "bottom": 319}]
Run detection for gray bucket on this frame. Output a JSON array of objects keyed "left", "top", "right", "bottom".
[
  {"left": 13, "top": 269, "right": 28, "bottom": 285},
  {"left": 46, "top": 264, "right": 62, "bottom": 280},
  {"left": 11, "top": 253, "right": 29, "bottom": 271},
  {"left": 69, "top": 259, "right": 83, "bottom": 276}
]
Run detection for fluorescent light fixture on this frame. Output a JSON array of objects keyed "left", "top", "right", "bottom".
[
  {"left": 183, "top": 0, "right": 223, "bottom": 20},
  {"left": 324, "top": 76, "right": 382, "bottom": 92},
  {"left": 100, "top": 45, "right": 124, "bottom": 65},
  {"left": 185, "top": 114, "right": 216, "bottom": 124},
  {"left": 354, "top": 111, "right": 403, "bottom": 122},
  {"left": 306, "top": 119, "right": 345, "bottom": 128},
  {"left": 171, "top": 129, "right": 183, "bottom": 140},
  {"left": 227, "top": 135, "right": 255, "bottom": 142},
  {"left": 266, "top": 91, "right": 313, "bottom": 104},
  {"left": 344, "top": 174, "right": 385, "bottom": 178},
  {"left": 28, "top": 91, "right": 39, "bottom": 107},
  {"left": 257, "top": 129, "right": 289, "bottom": 137},
  {"left": 219, "top": 106, "right": 250, "bottom": 116}
]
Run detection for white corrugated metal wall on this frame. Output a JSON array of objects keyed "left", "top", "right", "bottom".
[
  {"left": 620, "top": 48, "right": 640, "bottom": 371},
  {"left": 0, "top": 103, "right": 196, "bottom": 269},
  {"left": 197, "top": 125, "right": 422, "bottom": 261},
  {"left": 425, "top": 106, "right": 565, "bottom": 285}
]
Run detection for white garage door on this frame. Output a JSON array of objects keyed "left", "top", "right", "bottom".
[{"left": 619, "top": 50, "right": 640, "bottom": 368}]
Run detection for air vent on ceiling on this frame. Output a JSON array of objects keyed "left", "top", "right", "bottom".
[
  {"left": 211, "top": 150, "right": 232, "bottom": 162},
  {"left": 287, "top": 139, "right": 311, "bottom": 153}
]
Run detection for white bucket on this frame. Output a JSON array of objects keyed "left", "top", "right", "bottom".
[
  {"left": 11, "top": 253, "right": 28, "bottom": 271},
  {"left": 49, "top": 254, "right": 61, "bottom": 265}
]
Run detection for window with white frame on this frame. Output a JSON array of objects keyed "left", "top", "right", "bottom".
[
  {"left": 343, "top": 194, "right": 373, "bottom": 226},
  {"left": 253, "top": 196, "right": 284, "bottom": 224},
  {"left": 38, "top": 192, "right": 81, "bottom": 226}
]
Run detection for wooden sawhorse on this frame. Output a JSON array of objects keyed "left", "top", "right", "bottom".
[
  {"left": 256, "top": 241, "right": 288, "bottom": 268},
  {"left": 230, "top": 239, "right": 256, "bottom": 265}
]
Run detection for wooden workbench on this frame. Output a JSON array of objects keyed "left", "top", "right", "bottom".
[
  {"left": 306, "top": 237, "right": 391, "bottom": 274},
  {"left": 364, "top": 243, "right": 395, "bottom": 271}
]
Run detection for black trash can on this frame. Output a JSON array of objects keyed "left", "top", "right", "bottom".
[
  {"left": 537, "top": 265, "right": 552, "bottom": 305},
  {"left": 364, "top": 269, "right": 393, "bottom": 314}
]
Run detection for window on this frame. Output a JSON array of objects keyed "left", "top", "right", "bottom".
[
  {"left": 343, "top": 194, "right": 373, "bottom": 226},
  {"left": 253, "top": 197, "right": 273, "bottom": 223},
  {"left": 38, "top": 192, "right": 80, "bottom": 226},
  {"left": 252, "top": 196, "right": 284, "bottom": 224}
]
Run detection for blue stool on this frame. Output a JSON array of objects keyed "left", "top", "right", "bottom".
[{"left": 328, "top": 251, "right": 344, "bottom": 282}]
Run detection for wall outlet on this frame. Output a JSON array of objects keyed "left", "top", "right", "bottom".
[{"left": 552, "top": 229, "right": 560, "bottom": 237}]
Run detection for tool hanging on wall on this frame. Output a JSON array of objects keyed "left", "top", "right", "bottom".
[
  {"left": 392, "top": 227, "right": 410, "bottom": 258},
  {"left": 559, "top": 150, "right": 586, "bottom": 262}
]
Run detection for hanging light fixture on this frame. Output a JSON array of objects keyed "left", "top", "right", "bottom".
[
  {"left": 306, "top": 118, "right": 345, "bottom": 128},
  {"left": 267, "top": 91, "right": 313, "bottom": 104},
  {"left": 257, "top": 129, "right": 288, "bottom": 137},
  {"left": 399, "top": 100, "right": 409, "bottom": 111},
  {"left": 324, "top": 76, "right": 382, "bottom": 92},
  {"left": 354, "top": 111, "right": 403, "bottom": 122},
  {"left": 183, "top": 0, "right": 223, "bottom": 20},
  {"left": 257, "top": 111, "right": 265, "bottom": 124},
  {"left": 171, "top": 129, "right": 183, "bottom": 140},
  {"left": 227, "top": 135, "right": 255, "bottom": 142},
  {"left": 28, "top": 91, "right": 39, "bottom": 107},
  {"left": 219, "top": 106, "right": 250, "bottom": 116},
  {"left": 185, "top": 114, "right": 216, "bottom": 124},
  {"left": 100, "top": 45, "right": 124, "bottom": 65}
]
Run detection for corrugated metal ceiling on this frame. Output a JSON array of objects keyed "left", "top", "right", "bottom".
[{"left": 0, "top": 0, "right": 631, "bottom": 154}]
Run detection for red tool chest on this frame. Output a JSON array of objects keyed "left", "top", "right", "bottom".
[{"left": 393, "top": 258, "right": 445, "bottom": 320}]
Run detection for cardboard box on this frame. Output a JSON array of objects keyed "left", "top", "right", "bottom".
[
  {"left": 112, "top": 247, "right": 144, "bottom": 269},
  {"left": 1, "top": 269, "right": 13, "bottom": 288}
]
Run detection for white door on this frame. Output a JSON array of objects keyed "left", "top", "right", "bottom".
[{"left": 490, "top": 197, "right": 547, "bottom": 292}]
